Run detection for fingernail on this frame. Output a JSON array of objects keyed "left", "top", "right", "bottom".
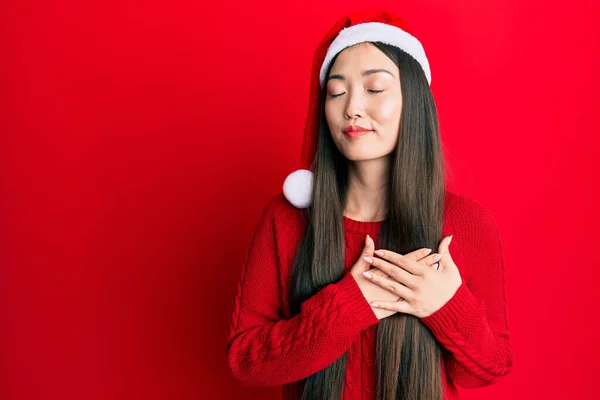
[
  {"left": 370, "top": 302, "right": 379, "bottom": 307},
  {"left": 422, "top": 248, "right": 432, "bottom": 255},
  {"left": 374, "top": 250, "right": 384, "bottom": 257},
  {"left": 433, "top": 254, "right": 443, "bottom": 262},
  {"left": 363, "top": 257, "right": 373, "bottom": 263},
  {"left": 363, "top": 271, "right": 373, "bottom": 278},
  {"left": 448, "top": 235, "right": 453, "bottom": 246}
]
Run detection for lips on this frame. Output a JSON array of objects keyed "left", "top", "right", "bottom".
[{"left": 343, "top": 126, "right": 373, "bottom": 138}]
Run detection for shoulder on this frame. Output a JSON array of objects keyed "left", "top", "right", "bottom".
[
  {"left": 262, "top": 192, "right": 307, "bottom": 219},
  {"left": 443, "top": 191, "right": 505, "bottom": 280},
  {"left": 254, "top": 192, "right": 309, "bottom": 273},
  {"left": 260, "top": 191, "right": 309, "bottom": 235},
  {"left": 444, "top": 190, "right": 500, "bottom": 236}
]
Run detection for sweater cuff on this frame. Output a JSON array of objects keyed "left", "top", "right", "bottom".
[
  {"left": 334, "top": 273, "right": 380, "bottom": 329},
  {"left": 420, "top": 281, "right": 485, "bottom": 340}
]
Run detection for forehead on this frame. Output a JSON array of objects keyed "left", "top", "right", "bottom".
[{"left": 329, "top": 42, "right": 398, "bottom": 74}]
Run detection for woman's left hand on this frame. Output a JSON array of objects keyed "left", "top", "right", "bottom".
[{"left": 362, "top": 235, "right": 462, "bottom": 318}]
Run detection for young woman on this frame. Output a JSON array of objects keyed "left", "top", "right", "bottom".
[{"left": 227, "top": 9, "right": 513, "bottom": 400}]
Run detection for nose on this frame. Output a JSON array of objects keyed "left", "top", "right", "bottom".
[{"left": 344, "top": 89, "right": 365, "bottom": 120}]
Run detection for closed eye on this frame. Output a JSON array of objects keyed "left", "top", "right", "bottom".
[{"left": 328, "top": 89, "right": 384, "bottom": 99}]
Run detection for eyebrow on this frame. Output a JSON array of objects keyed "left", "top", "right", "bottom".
[{"left": 327, "top": 69, "right": 395, "bottom": 82}]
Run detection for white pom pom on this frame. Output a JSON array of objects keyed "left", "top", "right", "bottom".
[{"left": 283, "top": 169, "right": 314, "bottom": 208}]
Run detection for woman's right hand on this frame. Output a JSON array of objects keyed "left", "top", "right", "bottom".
[{"left": 350, "top": 235, "right": 440, "bottom": 320}]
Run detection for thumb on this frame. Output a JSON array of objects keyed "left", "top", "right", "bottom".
[
  {"left": 437, "top": 235, "right": 454, "bottom": 268},
  {"left": 354, "top": 234, "right": 375, "bottom": 273},
  {"left": 362, "top": 234, "right": 375, "bottom": 256}
]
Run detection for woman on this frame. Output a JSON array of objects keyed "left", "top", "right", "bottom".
[{"left": 227, "top": 8, "right": 513, "bottom": 400}]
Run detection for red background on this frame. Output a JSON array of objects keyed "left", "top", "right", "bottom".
[{"left": 1, "top": 0, "right": 599, "bottom": 399}]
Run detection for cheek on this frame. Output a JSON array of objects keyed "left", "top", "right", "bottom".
[
  {"left": 324, "top": 101, "right": 332, "bottom": 121},
  {"left": 371, "top": 95, "right": 402, "bottom": 124},
  {"left": 324, "top": 101, "right": 340, "bottom": 130}
]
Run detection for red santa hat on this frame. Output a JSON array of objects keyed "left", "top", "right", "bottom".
[{"left": 283, "top": 8, "right": 432, "bottom": 208}]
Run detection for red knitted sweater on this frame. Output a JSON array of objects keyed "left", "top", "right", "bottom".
[{"left": 227, "top": 190, "right": 513, "bottom": 399}]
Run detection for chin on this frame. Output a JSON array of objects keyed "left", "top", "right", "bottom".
[
  {"left": 334, "top": 136, "right": 394, "bottom": 160},
  {"left": 342, "top": 152, "right": 383, "bottom": 162}
]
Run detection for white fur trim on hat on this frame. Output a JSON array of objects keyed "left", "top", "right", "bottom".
[
  {"left": 283, "top": 169, "right": 314, "bottom": 208},
  {"left": 319, "top": 22, "right": 431, "bottom": 88}
]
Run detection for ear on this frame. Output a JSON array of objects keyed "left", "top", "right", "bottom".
[{"left": 283, "top": 169, "right": 314, "bottom": 208}]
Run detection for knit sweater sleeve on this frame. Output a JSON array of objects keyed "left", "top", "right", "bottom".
[
  {"left": 420, "top": 199, "right": 513, "bottom": 388},
  {"left": 226, "top": 197, "right": 380, "bottom": 387}
]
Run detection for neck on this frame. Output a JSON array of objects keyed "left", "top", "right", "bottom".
[{"left": 344, "top": 156, "right": 391, "bottom": 221}]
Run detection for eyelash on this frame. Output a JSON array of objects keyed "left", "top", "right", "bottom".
[{"left": 329, "top": 89, "right": 385, "bottom": 99}]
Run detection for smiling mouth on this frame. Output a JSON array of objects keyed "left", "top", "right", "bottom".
[{"left": 343, "top": 130, "right": 373, "bottom": 138}]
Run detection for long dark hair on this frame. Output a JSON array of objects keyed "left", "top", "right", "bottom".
[{"left": 289, "top": 41, "right": 446, "bottom": 400}]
